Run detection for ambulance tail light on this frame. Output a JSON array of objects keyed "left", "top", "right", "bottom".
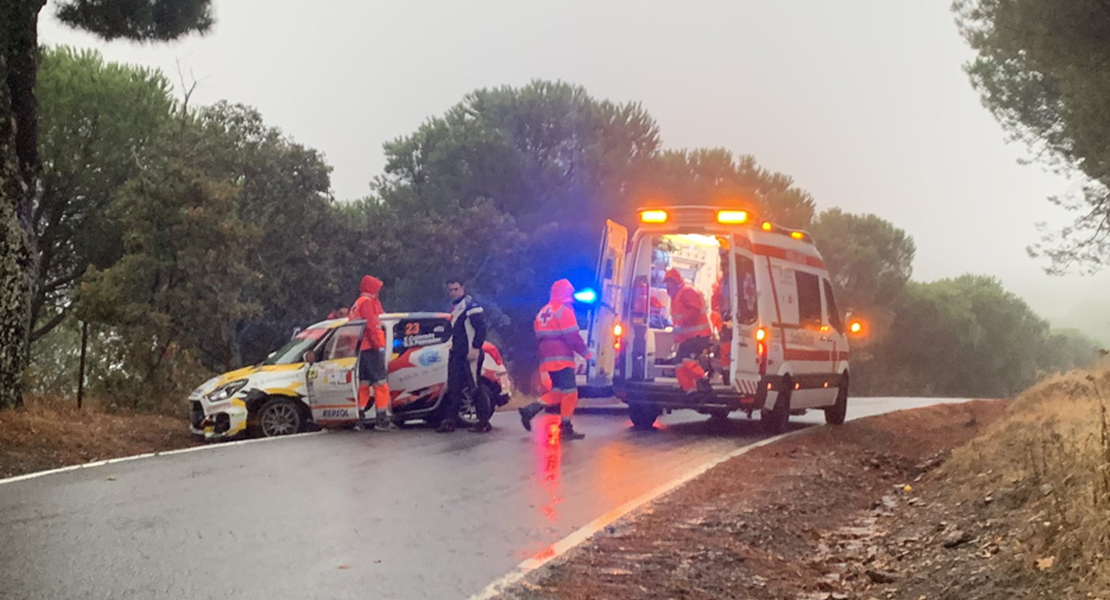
[
  {"left": 639, "top": 209, "right": 668, "bottom": 224},
  {"left": 716, "top": 210, "right": 749, "bottom": 225},
  {"left": 756, "top": 327, "right": 769, "bottom": 375},
  {"left": 613, "top": 322, "right": 624, "bottom": 351}
]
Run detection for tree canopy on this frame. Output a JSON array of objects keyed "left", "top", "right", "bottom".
[
  {"left": 954, "top": 0, "right": 1110, "bottom": 272},
  {"left": 0, "top": 0, "right": 213, "bottom": 408}
]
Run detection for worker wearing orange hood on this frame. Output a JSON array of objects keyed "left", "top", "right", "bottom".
[
  {"left": 664, "top": 268, "right": 715, "bottom": 398},
  {"left": 519, "top": 279, "right": 592, "bottom": 440},
  {"left": 350, "top": 275, "right": 395, "bottom": 431}
]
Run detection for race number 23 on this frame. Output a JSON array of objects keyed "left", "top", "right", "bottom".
[{"left": 405, "top": 323, "right": 420, "bottom": 335}]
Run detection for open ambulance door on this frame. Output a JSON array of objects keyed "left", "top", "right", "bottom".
[
  {"left": 728, "top": 239, "right": 764, "bottom": 399},
  {"left": 306, "top": 322, "right": 365, "bottom": 425},
  {"left": 583, "top": 219, "right": 628, "bottom": 389}
]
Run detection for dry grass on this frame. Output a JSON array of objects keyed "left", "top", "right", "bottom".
[
  {"left": 0, "top": 395, "right": 200, "bottom": 478},
  {"left": 940, "top": 363, "right": 1110, "bottom": 593}
]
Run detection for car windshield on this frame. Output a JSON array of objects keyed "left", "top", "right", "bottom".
[{"left": 261, "top": 327, "right": 330, "bottom": 365}]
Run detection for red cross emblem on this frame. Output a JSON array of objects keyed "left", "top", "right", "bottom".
[{"left": 539, "top": 307, "right": 555, "bottom": 325}]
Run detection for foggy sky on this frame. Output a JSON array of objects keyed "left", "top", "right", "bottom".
[{"left": 38, "top": 0, "right": 1110, "bottom": 327}]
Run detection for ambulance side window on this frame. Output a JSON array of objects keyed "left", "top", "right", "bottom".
[
  {"left": 824, "top": 280, "right": 843, "bottom": 333},
  {"left": 795, "top": 271, "right": 823, "bottom": 329},
  {"left": 735, "top": 254, "right": 758, "bottom": 325},
  {"left": 324, "top": 325, "right": 362, "bottom": 361}
]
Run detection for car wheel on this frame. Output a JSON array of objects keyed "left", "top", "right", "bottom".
[
  {"left": 824, "top": 374, "right": 849, "bottom": 425},
  {"left": 628, "top": 404, "right": 661, "bottom": 430},
  {"left": 761, "top": 378, "right": 791, "bottom": 434},
  {"left": 457, "top": 391, "right": 480, "bottom": 427},
  {"left": 253, "top": 398, "right": 303, "bottom": 438}
]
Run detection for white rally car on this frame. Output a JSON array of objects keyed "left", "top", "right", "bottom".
[{"left": 188, "top": 312, "right": 512, "bottom": 440}]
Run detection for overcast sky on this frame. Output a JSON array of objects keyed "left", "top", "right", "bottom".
[{"left": 39, "top": 0, "right": 1110, "bottom": 325}]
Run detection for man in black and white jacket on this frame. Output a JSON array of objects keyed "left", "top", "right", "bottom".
[{"left": 439, "top": 278, "right": 492, "bottom": 433}]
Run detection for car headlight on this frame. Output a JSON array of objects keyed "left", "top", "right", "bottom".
[{"left": 206, "top": 379, "right": 248, "bottom": 403}]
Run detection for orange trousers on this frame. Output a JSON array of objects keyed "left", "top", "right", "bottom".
[{"left": 539, "top": 389, "right": 578, "bottom": 420}]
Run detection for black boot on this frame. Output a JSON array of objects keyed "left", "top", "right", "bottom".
[
  {"left": 470, "top": 421, "right": 492, "bottom": 433},
  {"left": 436, "top": 419, "right": 456, "bottom": 433},
  {"left": 560, "top": 421, "right": 585, "bottom": 440},
  {"left": 518, "top": 402, "right": 545, "bottom": 431},
  {"left": 375, "top": 410, "right": 397, "bottom": 431}
]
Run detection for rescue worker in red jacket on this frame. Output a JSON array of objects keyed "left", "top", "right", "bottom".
[
  {"left": 518, "top": 279, "right": 592, "bottom": 440},
  {"left": 350, "top": 275, "right": 395, "bottom": 431},
  {"left": 664, "top": 268, "right": 715, "bottom": 398}
]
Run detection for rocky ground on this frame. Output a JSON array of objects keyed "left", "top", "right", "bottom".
[{"left": 494, "top": 400, "right": 1095, "bottom": 600}]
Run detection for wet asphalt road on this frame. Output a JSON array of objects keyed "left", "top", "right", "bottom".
[{"left": 0, "top": 397, "right": 964, "bottom": 600}]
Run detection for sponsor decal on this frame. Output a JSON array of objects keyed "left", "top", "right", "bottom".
[
  {"left": 417, "top": 349, "right": 442, "bottom": 367},
  {"left": 321, "top": 408, "right": 350, "bottom": 419},
  {"left": 403, "top": 333, "right": 441, "bottom": 347}
]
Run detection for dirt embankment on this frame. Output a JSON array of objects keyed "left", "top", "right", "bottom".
[
  {"left": 497, "top": 399, "right": 1105, "bottom": 600},
  {"left": 0, "top": 399, "right": 199, "bottom": 478}
]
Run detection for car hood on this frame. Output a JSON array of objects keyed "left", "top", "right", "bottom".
[{"left": 191, "top": 363, "right": 307, "bottom": 398}]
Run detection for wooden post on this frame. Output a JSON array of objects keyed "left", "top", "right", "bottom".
[{"left": 77, "top": 321, "right": 88, "bottom": 410}]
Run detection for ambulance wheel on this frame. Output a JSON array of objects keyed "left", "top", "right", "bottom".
[
  {"left": 251, "top": 397, "right": 304, "bottom": 438},
  {"left": 628, "top": 405, "right": 661, "bottom": 430},
  {"left": 761, "top": 379, "right": 791, "bottom": 434},
  {"left": 824, "top": 374, "right": 849, "bottom": 425}
]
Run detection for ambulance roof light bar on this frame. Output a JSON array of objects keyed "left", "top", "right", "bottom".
[
  {"left": 716, "top": 209, "right": 749, "bottom": 224},
  {"left": 639, "top": 209, "right": 669, "bottom": 224}
]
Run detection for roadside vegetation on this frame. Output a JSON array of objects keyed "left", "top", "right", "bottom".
[{"left": 940, "top": 363, "right": 1110, "bottom": 593}]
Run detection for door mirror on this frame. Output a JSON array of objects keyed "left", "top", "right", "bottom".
[{"left": 302, "top": 350, "right": 317, "bottom": 365}]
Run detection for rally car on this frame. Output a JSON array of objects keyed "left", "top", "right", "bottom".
[{"left": 188, "top": 312, "right": 512, "bottom": 440}]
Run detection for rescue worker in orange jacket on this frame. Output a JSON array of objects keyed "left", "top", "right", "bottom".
[
  {"left": 518, "top": 280, "right": 593, "bottom": 440},
  {"left": 664, "top": 268, "right": 715, "bottom": 398},
  {"left": 350, "top": 275, "right": 395, "bottom": 431}
]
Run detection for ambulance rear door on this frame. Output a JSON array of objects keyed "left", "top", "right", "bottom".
[
  {"left": 729, "top": 234, "right": 763, "bottom": 398},
  {"left": 584, "top": 219, "right": 629, "bottom": 388}
]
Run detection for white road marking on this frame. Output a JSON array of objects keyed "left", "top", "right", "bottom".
[{"left": 0, "top": 430, "right": 327, "bottom": 486}]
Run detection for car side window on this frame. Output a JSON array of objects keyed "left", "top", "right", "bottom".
[
  {"left": 824, "top": 279, "right": 843, "bottom": 333},
  {"left": 393, "top": 318, "right": 451, "bottom": 351},
  {"left": 324, "top": 325, "right": 362, "bottom": 361},
  {"left": 795, "top": 271, "right": 823, "bottom": 329}
]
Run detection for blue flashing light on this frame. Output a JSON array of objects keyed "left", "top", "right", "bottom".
[{"left": 574, "top": 288, "right": 598, "bottom": 304}]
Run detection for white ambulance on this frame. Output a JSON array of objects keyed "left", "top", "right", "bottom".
[{"left": 580, "top": 205, "right": 853, "bottom": 433}]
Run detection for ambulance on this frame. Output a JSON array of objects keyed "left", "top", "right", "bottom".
[{"left": 580, "top": 205, "right": 853, "bottom": 432}]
